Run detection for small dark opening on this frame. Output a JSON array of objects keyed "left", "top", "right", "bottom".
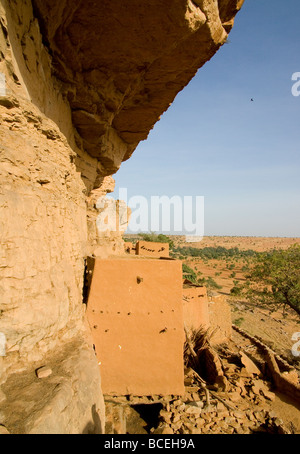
[{"left": 129, "top": 403, "right": 163, "bottom": 433}]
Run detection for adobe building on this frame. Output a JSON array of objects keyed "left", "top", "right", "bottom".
[
  {"left": 208, "top": 292, "right": 232, "bottom": 345},
  {"left": 85, "top": 241, "right": 233, "bottom": 399},
  {"left": 182, "top": 283, "right": 210, "bottom": 333},
  {"left": 182, "top": 283, "right": 232, "bottom": 345},
  {"left": 123, "top": 240, "right": 169, "bottom": 258},
  {"left": 135, "top": 241, "right": 170, "bottom": 258},
  {"left": 85, "top": 255, "right": 185, "bottom": 397}
]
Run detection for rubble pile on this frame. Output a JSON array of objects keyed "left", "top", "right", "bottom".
[
  {"left": 106, "top": 328, "right": 299, "bottom": 435},
  {"left": 152, "top": 349, "right": 293, "bottom": 435}
]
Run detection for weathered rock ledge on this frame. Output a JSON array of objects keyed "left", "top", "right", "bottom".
[{"left": 28, "top": 0, "right": 243, "bottom": 179}]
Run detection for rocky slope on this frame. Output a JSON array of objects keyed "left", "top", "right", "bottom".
[{"left": 0, "top": 0, "right": 244, "bottom": 433}]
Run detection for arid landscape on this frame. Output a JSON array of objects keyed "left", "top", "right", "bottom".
[
  {"left": 173, "top": 235, "right": 300, "bottom": 251},
  {"left": 175, "top": 236, "right": 300, "bottom": 362}
]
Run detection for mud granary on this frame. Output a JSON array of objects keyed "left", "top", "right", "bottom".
[{"left": 0, "top": 0, "right": 244, "bottom": 434}]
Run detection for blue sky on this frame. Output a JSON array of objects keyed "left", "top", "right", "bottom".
[{"left": 113, "top": 0, "right": 300, "bottom": 237}]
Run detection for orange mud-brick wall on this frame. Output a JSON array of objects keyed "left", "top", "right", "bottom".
[
  {"left": 86, "top": 257, "right": 185, "bottom": 396},
  {"left": 208, "top": 293, "right": 232, "bottom": 345},
  {"left": 182, "top": 285, "right": 210, "bottom": 333},
  {"left": 135, "top": 241, "right": 170, "bottom": 258}
]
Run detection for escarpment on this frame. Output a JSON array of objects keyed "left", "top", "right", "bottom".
[{"left": 0, "top": 0, "right": 244, "bottom": 434}]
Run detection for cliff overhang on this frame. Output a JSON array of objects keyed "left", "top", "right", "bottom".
[{"left": 31, "top": 0, "right": 244, "bottom": 176}]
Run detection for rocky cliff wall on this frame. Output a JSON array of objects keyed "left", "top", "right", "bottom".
[
  {"left": 0, "top": 0, "right": 106, "bottom": 433},
  {"left": 0, "top": 0, "right": 244, "bottom": 434}
]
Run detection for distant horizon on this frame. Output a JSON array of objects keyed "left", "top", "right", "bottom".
[{"left": 124, "top": 232, "right": 300, "bottom": 239}]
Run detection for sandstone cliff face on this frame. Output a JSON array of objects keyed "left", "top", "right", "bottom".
[{"left": 0, "top": 0, "right": 243, "bottom": 433}]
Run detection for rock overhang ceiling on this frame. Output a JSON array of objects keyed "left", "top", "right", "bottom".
[{"left": 31, "top": 0, "right": 244, "bottom": 175}]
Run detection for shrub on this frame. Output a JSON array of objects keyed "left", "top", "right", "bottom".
[
  {"left": 233, "top": 317, "right": 244, "bottom": 327},
  {"left": 230, "top": 285, "right": 243, "bottom": 296}
]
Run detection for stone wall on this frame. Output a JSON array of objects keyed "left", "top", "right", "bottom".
[{"left": 208, "top": 293, "right": 232, "bottom": 345}]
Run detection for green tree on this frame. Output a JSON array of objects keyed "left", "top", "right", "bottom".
[
  {"left": 230, "top": 285, "right": 243, "bottom": 296},
  {"left": 206, "top": 276, "right": 222, "bottom": 291},
  {"left": 182, "top": 263, "right": 197, "bottom": 284},
  {"left": 245, "top": 245, "right": 300, "bottom": 317}
]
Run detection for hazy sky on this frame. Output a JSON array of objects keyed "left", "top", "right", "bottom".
[{"left": 112, "top": 0, "right": 300, "bottom": 238}]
